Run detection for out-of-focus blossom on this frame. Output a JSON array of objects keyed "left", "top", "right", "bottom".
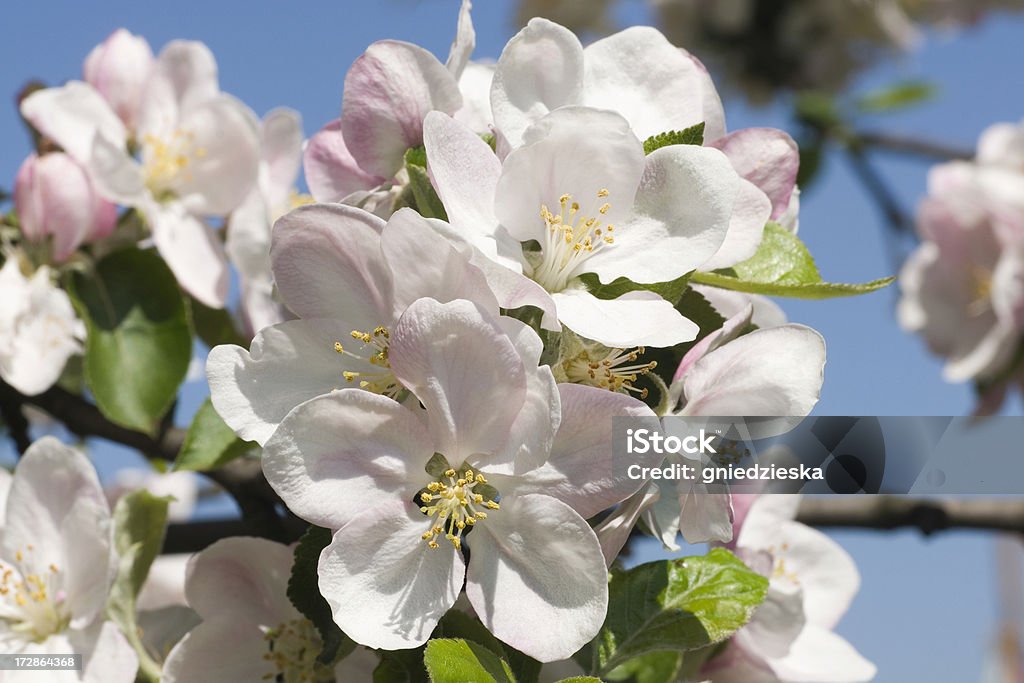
[
  {"left": 83, "top": 28, "right": 155, "bottom": 130},
  {"left": 207, "top": 204, "right": 499, "bottom": 446},
  {"left": 262, "top": 297, "right": 659, "bottom": 660},
  {"left": 162, "top": 537, "right": 376, "bottom": 682},
  {"left": 0, "top": 437, "right": 138, "bottom": 681},
  {"left": 106, "top": 469, "right": 199, "bottom": 523},
  {"left": 226, "top": 108, "right": 307, "bottom": 335},
  {"left": 21, "top": 40, "right": 260, "bottom": 308},
  {"left": 14, "top": 152, "right": 117, "bottom": 262},
  {"left": 0, "top": 257, "right": 84, "bottom": 396},
  {"left": 899, "top": 121, "right": 1024, "bottom": 411},
  {"left": 700, "top": 495, "right": 875, "bottom": 682}
]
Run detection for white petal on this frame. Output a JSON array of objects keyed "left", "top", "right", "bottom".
[
  {"left": 593, "top": 483, "right": 660, "bottom": 566},
  {"left": 162, "top": 617, "right": 277, "bottom": 683},
  {"left": 699, "top": 177, "right": 771, "bottom": 272},
  {"left": 74, "top": 620, "right": 139, "bottom": 683},
  {"left": 466, "top": 494, "right": 608, "bottom": 662},
  {"left": 19, "top": 81, "right": 127, "bottom": 163},
  {"left": 490, "top": 18, "right": 584, "bottom": 149},
  {"left": 677, "top": 487, "right": 733, "bottom": 544},
  {"left": 263, "top": 390, "right": 434, "bottom": 529},
  {"left": 553, "top": 289, "right": 698, "bottom": 348},
  {"left": 455, "top": 62, "right": 495, "bottom": 134},
  {"left": 319, "top": 501, "right": 464, "bottom": 650},
  {"left": 690, "top": 284, "right": 788, "bottom": 329},
  {"left": 259, "top": 107, "right": 304, "bottom": 208},
  {"left": 137, "top": 40, "right": 219, "bottom": 136},
  {"left": 767, "top": 625, "right": 876, "bottom": 683},
  {"left": 445, "top": 0, "right": 476, "bottom": 79},
  {"left": 89, "top": 132, "right": 146, "bottom": 206},
  {"left": 149, "top": 205, "right": 229, "bottom": 308},
  {"left": 586, "top": 144, "right": 736, "bottom": 285}
]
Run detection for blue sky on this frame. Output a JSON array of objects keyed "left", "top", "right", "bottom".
[{"left": 2, "top": 1, "right": 1023, "bottom": 681}]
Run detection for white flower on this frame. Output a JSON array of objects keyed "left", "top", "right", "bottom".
[
  {"left": 701, "top": 495, "right": 876, "bottom": 683},
  {"left": 207, "top": 203, "right": 499, "bottom": 446},
  {"left": 424, "top": 106, "right": 739, "bottom": 348},
  {"left": 0, "top": 258, "right": 83, "bottom": 396},
  {"left": 262, "top": 297, "right": 659, "bottom": 661},
  {"left": 106, "top": 470, "right": 199, "bottom": 523},
  {"left": 162, "top": 537, "right": 375, "bottom": 682},
  {"left": 21, "top": 41, "right": 261, "bottom": 308},
  {"left": 0, "top": 437, "right": 137, "bottom": 682}
]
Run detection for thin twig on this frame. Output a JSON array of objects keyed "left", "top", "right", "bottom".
[
  {"left": 797, "top": 497, "right": 1024, "bottom": 536},
  {"left": 857, "top": 130, "right": 974, "bottom": 162}
]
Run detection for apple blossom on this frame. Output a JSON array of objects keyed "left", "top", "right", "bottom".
[
  {"left": 83, "top": 28, "right": 154, "bottom": 130},
  {"left": 0, "top": 437, "right": 137, "bottom": 682},
  {"left": 20, "top": 40, "right": 260, "bottom": 307},
  {"left": 700, "top": 494, "right": 876, "bottom": 683},
  {"left": 207, "top": 203, "right": 499, "bottom": 446},
  {"left": 423, "top": 106, "right": 739, "bottom": 348},
  {"left": 14, "top": 152, "right": 117, "bottom": 263},
  {"left": 0, "top": 257, "right": 84, "bottom": 396},
  {"left": 262, "top": 297, "right": 660, "bottom": 660},
  {"left": 161, "top": 537, "right": 375, "bottom": 682}
]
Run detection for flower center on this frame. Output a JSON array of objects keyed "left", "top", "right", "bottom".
[
  {"left": 561, "top": 345, "right": 656, "bottom": 399},
  {"left": 142, "top": 129, "right": 207, "bottom": 198},
  {"left": 261, "top": 618, "right": 334, "bottom": 683},
  {"left": 333, "top": 327, "right": 402, "bottom": 399},
  {"left": 967, "top": 265, "right": 993, "bottom": 317},
  {"left": 529, "top": 189, "right": 615, "bottom": 292},
  {"left": 418, "top": 468, "right": 500, "bottom": 551},
  {"left": 0, "top": 546, "right": 71, "bottom": 644}
]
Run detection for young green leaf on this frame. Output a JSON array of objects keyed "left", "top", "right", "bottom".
[
  {"left": 591, "top": 548, "right": 769, "bottom": 676},
  {"left": 436, "top": 611, "right": 541, "bottom": 683},
  {"left": 856, "top": 80, "right": 936, "bottom": 113},
  {"left": 643, "top": 122, "right": 705, "bottom": 154},
  {"left": 605, "top": 650, "right": 682, "bottom": 683},
  {"left": 174, "top": 398, "right": 254, "bottom": 472},
  {"left": 287, "top": 525, "right": 350, "bottom": 665},
  {"left": 68, "top": 248, "right": 192, "bottom": 434},
  {"left": 405, "top": 147, "right": 448, "bottom": 220},
  {"left": 579, "top": 272, "right": 692, "bottom": 306},
  {"left": 424, "top": 639, "right": 516, "bottom": 683}
]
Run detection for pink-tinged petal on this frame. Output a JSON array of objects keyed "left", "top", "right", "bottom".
[
  {"left": 342, "top": 40, "right": 462, "bottom": 178},
  {"left": 259, "top": 107, "right": 304, "bottom": 209},
  {"left": 207, "top": 318, "right": 378, "bottom": 446},
  {"left": 586, "top": 144, "right": 736, "bottom": 285},
  {"left": 699, "top": 177, "right": 771, "bottom": 271},
  {"left": 684, "top": 49, "right": 727, "bottom": 142},
  {"left": 445, "top": 0, "right": 476, "bottom": 79},
  {"left": 14, "top": 153, "right": 93, "bottom": 262},
  {"left": 582, "top": 26, "right": 706, "bottom": 140},
  {"left": 553, "top": 289, "right": 698, "bottom": 348},
  {"left": 172, "top": 95, "right": 261, "bottom": 216},
  {"left": 465, "top": 494, "right": 608, "bottom": 662},
  {"left": 20, "top": 81, "right": 127, "bottom": 163},
  {"left": 673, "top": 305, "right": 754, "bottom": 386},
  {"left": 382, "top": 208, "right": 498, "bottom": 316},
  {"left": 423, "top": 111, "right": 501, "bottom": 242},
  {"left": 270, "top": 203, "right": 392, "bottom": 327},
  {"left": 319, "top": 501, "right": 465, "bottom": 650},
  {"left": 710, "top": 128, "right": 800, "bottom": 220},
  {"left": 149, "top": 205, "right": 229, "bottom": 308},
  {"left": 593, "top": 483, "right": 660, "bottom": 566},
  {"left": 263, "top": 391, "right": 434, "bottom": 529},
  {"left": 83, "top": 28, "right": 154, "bottom": 129},
  {"left": 303, "top": 119, "right": 385, "bottom": 203},
  {"left": 767, "top": 625, "right": 876, "bottom": 682},
  {"left": 992, "top": 243, "right": 1024, "bottom": 329},
  {"left": 497, "top": 107, "right": 644, "bottom": 245},
  {"left": 681, "top": 325, "right": 825, "bottom": 417},
  {"left": 184, "top": 537, "right": 296, "bottom": 624},
  {"left": 498, "top": 384, "right": 658, "bottom": 516},
  {"left": 491, "top": 18, "right": 584, "bottom": 149},
  {"left": 389, "top": 298, "right": 528, "bottom": 465},
  {"left": 137, "top": 40, "right": 218, "bottom": 136}
]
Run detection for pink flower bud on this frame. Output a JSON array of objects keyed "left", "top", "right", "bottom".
[
  {"left": 83, "top": 28, "right": 154, "bottom": 129},
  {"left": 14, "top": 152, "right": 118, "bottom": 262}
]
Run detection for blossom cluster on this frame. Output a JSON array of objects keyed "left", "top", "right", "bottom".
[{"left": 0, "top": 2, "right": 884, "bottom": 681}]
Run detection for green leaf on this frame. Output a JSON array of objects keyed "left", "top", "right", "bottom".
[
  {"left": 108, "top": 490, "right": 171, "bottom": 682},
  {"left": 287, "top": 525, "right": 348, "bottom": 665},
  {"left": 591, "top": 548, "right": 769, "bottom": 676},
  {"left": 68, "top": 248, "right": 192, "bottom": 434},
  {"left": 794, "top": 91, "right": 841, "bottom": 129},
  {"left": 189, "top": 296, "right": 247, "bottom": 348},
  {"left": 556, "top": 679, "right": 604, "bottom": 683},
  {"left": 424, "top": 639, "right": 516, "bottom": 683},
  {"left": 643, "top": 122, "right": 705, "bottom": 154},
  {"left": 174, "top": 398, "right": 254, "bottom": 472},
  {"left": 375, "top": 649, "right": 429, "bottom": 683},
  {"left": 579, "top": 272, "right": 692, "bottom": 305},
  {"left": 436, "top": 611, "right": 541, "bottom": 683},
  {"left": 606, "top": 650, "right": 682, "bottom": 683},
  {"left": 856, "top": 80, "right": 936, "bottom": 113},
  {"left": 405, "top": 147, "right": 448, "bottom": 220},
  {"left": 688, "top": 223, "right": 895, "bottom": 298}
]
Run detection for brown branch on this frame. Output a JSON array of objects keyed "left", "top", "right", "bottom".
[
  {"left": 797, "top": 497, "right": 1024, "bottom": 536},
  {"left": 856, "top": 130, "right": 974, "bottom": 162}
]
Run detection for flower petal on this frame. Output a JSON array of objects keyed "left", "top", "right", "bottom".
[
  {"left": 89, "top": 132, "right": 147, "bottom": 206},
  {"left": 207, "top": 318, "right": 379, "bottom": 445},
  {"left": 699, "top": 177, "right": 771, "bottom": 271},
  {"left": 465, "top": 494, "right": 607, "bottom": 662},
  {"left": 303, "top": 119, "right": 385, "bottom": 203},
  {"left": 149, "top": 204, "right": 229, "bottom": 308},
  {"left": 263, "top": 389, "right": 434, "bottom": 529},
  {"left": 137, "top": 40, "right": 218, "bottom": 136},
  {"left": 162, "top": 617, "right": 276, "bottom": 683},
  {"left": 389, "top": 298, "right": 528, "bottom": 465},
  {"left": 83, "top": 29, "right": 154, "bottom": 130},
  {"left": 585, "top": 144, "right": 736, "bottom": 284},
  {"left": 445, "top": 0, "right": 476, "bottom": 79},
  {"left": 259, "top": 107, "right": 304, "bottom": 209},
  {"left": 270, "top": 203, "right": 392, "bottom": 326},
  {"left": 20, "top": 81, "right": 127, "bottom": 163},
  {"left": 342, "top": 40, "right": 462, "bottom": 178},
  {"left": 767, "top": 625, "right": 876, "bottom": 683},
  {"left": 593, "top": 483, "right": 660, "bottom": 566},
  {"left": 710, "top": 128, "right": 800, "bottom": 220},
  {"left": 74, "top": 620, "right": 139, "bottom": 683},
  {"left": 319, "top": 501, "right": 464, "bottom": 650},
  {"left": 552, "top": 289, "right": 698, "bottom": 348}
]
